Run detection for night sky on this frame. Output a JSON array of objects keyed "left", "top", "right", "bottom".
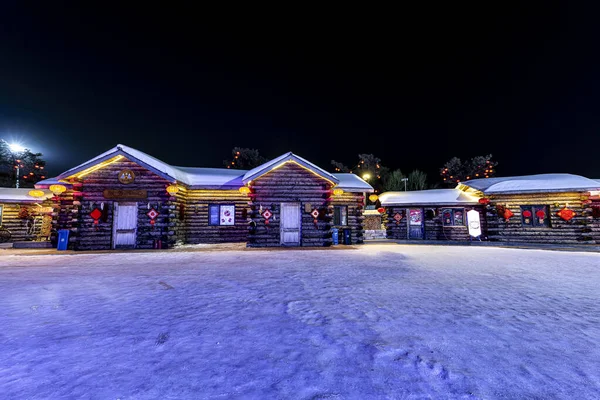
[{"left": 1, "top": 4, "right": 599, "bottom": 181}]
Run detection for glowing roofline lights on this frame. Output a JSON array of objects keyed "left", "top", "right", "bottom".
[
  {"left": 267, "top": 160, "right": 337, "bottom": 185},
  {"left": 75, "top": 155, "right": 125, "bottom": 178}
]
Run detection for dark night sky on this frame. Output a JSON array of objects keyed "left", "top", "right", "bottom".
[{"left": 1, "top": 4, "right": 599, "bottom": 180}]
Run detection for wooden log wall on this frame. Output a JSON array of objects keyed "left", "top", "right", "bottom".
[
  {"left": 247, "top": 162, "right": 336, "bottom": 247},
  {"left": 183, "top": 189, "right": 249, "bottom": 244},
  {"left": 330, "top": 192, "right": 365, "bottom": 244},
  {"left": 385, "top": 205, "right": 486, "bottom": 241},
  {"left": 484, "top": 192, "right": 600, "bottom": 244},
  {"left": 0, "top": 200, "right": 53, "bottom": 242},
  {"left": 56, "top": 158, "right": 178, "bottom": 250}
]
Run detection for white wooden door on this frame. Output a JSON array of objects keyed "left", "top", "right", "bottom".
[
  {"left": 113, "top": 202, "right": 138, "bottom": 249},
  {"left": 280, "top": 202, "right": 300, "bottom": 246}
]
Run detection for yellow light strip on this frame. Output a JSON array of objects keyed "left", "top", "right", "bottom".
[
  {"left": 74, "top": 155, "right": 124, "bottom": 179},
  {"left": 268, "top": 160, "right": 337, "bottom": 185}
]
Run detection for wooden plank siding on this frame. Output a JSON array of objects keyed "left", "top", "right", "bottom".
[
  {"left": 247, "top": 162, "right": 365, "bottom": 247},
  {"left": 330, "top": 192, "right": 365, "bottom": 244},
  {"left": 385, "top": 205, "right": 486, "bottom": 241},
  {"left": 56, "top": 158, "right": 176, "bottom": 250},
  {"left": 484, "top": 192, "right": 600, "bottom": 244},
  {"left": 0, "top": 200, "right": 54, "bottom": 242},
  {"left": 183, "top": 189, "right": 249, "bottom": 244}
]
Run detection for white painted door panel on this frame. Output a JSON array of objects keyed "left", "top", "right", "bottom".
[
  {"left": 280, "top": 203, "right": 300, "bottom": 246},
  {"left": 113, "top": 203, "right": 138, "bottom": 248}
]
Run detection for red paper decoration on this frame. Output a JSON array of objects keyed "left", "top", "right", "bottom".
[
  {"left": 557, "top": 207, "right": 575, "bottom": 221},
  {"left": 89, "top": 208, "right": 102, "bottom": 230},
  {"left": 262, "top": 209, "right": 272, "bottom": 225},
  {"left": 503, "top": 208, "right": 514, "bottom": 221},
  {"left": 146, "top": 208, "right": 159, "bottom": 220},
  {"left": 535, "top": 210, "right": 545, "bottom": 219}
]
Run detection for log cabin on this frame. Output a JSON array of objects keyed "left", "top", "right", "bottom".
[
  {"left": 35, "top": 145, "right": 373, "bottom": 250},
  {"left": 380, "top": 174, "right": 600, "bottom": 244},
  {"left": 0, "top": 188, "right": 54, "bottom": 244}
]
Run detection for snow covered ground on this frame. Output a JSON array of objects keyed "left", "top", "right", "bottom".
[{"left": 1, "top": 245, "right": 599, "bottom": 399}]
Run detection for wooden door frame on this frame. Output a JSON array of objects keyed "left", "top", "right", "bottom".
[
  {"left": 280, "top": 202, "right": 301, "bottom": 246},
  {"left": 112, "top": 202, "right": 138, "bottom": 249}
]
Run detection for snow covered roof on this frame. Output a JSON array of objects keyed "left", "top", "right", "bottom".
[
  {"left": 242, "top": 152, "right": 340, "bottom": 185},
  {"left": 0, "top": 188, "right": 54, "bottom": 203},
  {"left": 462, "top": 174, "right": 600, "bottom": 195},
  {"left": 56, "top": 144, "right": 189, "bottom": 184},
  {"left": 379, "top": 189, "right": 480, "bottom": 206},
  {"left": 173, "top": 167, "right": 246, "bottom": 189},
  {"left": 34, "top": 177, "right": 73, "bottom": 189},
  {"left": 38, "top": 145, "right": 373, "bottom": 191},
  {"left": 333, "top": 173, "right": 374, "bottom": 192}
]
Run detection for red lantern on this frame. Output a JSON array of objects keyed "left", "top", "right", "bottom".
[
  {"left": 478, "top": 198, "right": 490, "bottom": 205},
  {"left": 377, "top": 207, "right": 385, "bottom": 213},
  {"left": 522, "top": 210, "right": 532, "bottom": 218}
]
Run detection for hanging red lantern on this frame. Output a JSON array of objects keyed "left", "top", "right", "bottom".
[
  {"left": 557, "top": 207, "right": 575, "bottom": 221},
  {"left": 377, "top": 207, "right": 385, "bottom": 214},
  {"left": 522, "top": 210, "right": 532, "bottom": 218},
  {"left": 478, "top": 198, "right": 490, "bottom": 205}
]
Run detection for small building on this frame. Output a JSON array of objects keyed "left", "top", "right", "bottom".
[
  {"left": 460, "top": 174, "right": 600, "bottom": 244},
  {"left": 0, "top": 188, "right": 54, "bottom": 243},
  {"left": 35, "top": 145, "right": 373, "bottom": 250},
  {"left": 379, "top": 189, "right": 484, "bottom": 240},
  {"left": 380, "top": 174, "right": 600, "bottom": 244}
]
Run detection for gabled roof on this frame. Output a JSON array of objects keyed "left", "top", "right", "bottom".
[
  {"left": 334, "top": 173, "right": 374, "bottom": 193},
  {"left": 379, "top": 189, "right": 480, "bottom": 206},
  {"left": 242, "top": 152, "right": 339, "bottom": 185},
  {"left": 56, "top": 144, "right": 187, "bottom": 183},
  {"left": 36, "top": 145, "right": 374, "bottom": 192},
  {"left": 462, "top": 173, "right": 600, "bottom": 195},
  {"left": 0, "top": 188, "right": 54, "bottom": 203}
]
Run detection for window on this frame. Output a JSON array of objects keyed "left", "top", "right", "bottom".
[
  {"left": 442, "top": 208, "right": 465, "bottom": 226},
  {"left": 209, "top": 204, "right": 235, "bottom": 226},
  {"left": 333, "top": 205, "right": 348, "bottom": 226},
  {"left": 521, "top": 205, "right": 550, "bottom": 228},
  {"left": 0, "top": 204, "right": 3, "bottom": 226}
]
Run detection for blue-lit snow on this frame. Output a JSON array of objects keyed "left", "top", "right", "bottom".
[{"left": 1, "top": 245, "right": 598, "bottom": 399}]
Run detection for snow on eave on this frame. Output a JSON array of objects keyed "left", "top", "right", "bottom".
[
  {"left": 333, "top": 173, "right": 374, "bottom": 193},
  {"left": 378, "top": 189, "right": 480, "bottom": 206},
  {"left": 242, "top": 152, "right": 339, "bottom": 185},
  {"left": 462, "top": 173, "right": 600, "bottom": 195},
  {"left": 173, "top": 167, "right": 247, "bottom": 189},
  {"left": 56, "top": 144, "right": 184, "bottom": 184},
  {"left": 0, "top": 188, "right": 54, "bottom": 203}
]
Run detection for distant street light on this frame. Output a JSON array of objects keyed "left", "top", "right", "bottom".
[
  {"left": 401, "top": 177, "right": 408, "bottom": 191},
  {"left": 8, "top": 143, "right": 25, "bottom": 153}
]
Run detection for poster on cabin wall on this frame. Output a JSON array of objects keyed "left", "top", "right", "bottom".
[
  {"left": 409, "top": 209, "right": 422, "bottom": 225},
  {"left": 220, "top": 205, "right": 235, "bottom": 225}
]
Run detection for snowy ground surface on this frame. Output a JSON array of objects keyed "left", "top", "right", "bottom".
[{"left": 1, "top": 244, "right": 599, "bottom": 399}]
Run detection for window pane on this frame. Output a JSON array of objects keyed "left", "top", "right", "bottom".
[
  {"left": 209, "top": 205, "right": 219, "bottom": 226},
  {"left": 340, "top": 206, "right": 347, "bottom": 226},
  {"left": 521, "top": 206, "right": 533, "bottom": 226},
  {"left": 220, "top": 205, "right": 235, "bottom": 226},
  {"left": 442, "top": 209, "right": 453, "bottom": 226},
  {"left": 533, "top": 205, "right": 549, "bottom": 227},
  {"left": 333, "top": 206, "right": 341, "bottom": 225},
  {"left": 453, "top": 209, "right": 464, "bottom": 226}
]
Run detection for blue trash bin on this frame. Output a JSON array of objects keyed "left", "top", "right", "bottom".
[
  {"left": 332, "top": 228, "right": 339, "bottom": 245},
  {"left": 343, "top": 228, "right": 351, "bottom": 245},
  {"left": 57, "top": 229, "right": 70, "bottom": 251}
]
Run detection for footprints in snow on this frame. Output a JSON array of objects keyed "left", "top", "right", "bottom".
[{"left": 286, "top": 300, "right": 328, "bottom": 326}]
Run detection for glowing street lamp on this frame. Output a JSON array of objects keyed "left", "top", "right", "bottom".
[{"left": 6, "top": 142, "right": 26, "bottom": 188}]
